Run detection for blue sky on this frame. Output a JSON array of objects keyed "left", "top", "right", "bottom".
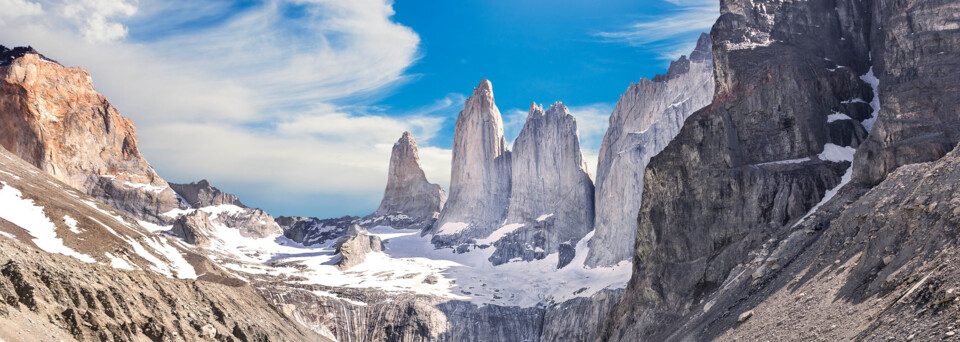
[{"left": 0, "top": 0, "right": 718, "bottom": 218}]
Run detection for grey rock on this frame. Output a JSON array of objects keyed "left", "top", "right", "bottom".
[
  {"left": 600, "top": 0, "right": 874, "bottom": 339},
  {"left": 488, "top": 102, "right": 594, "bottom": 267},
  {"left": 586, "top": 33, "right": 715, "bottom": 267},
  {"left": 169, "top": 179, "right": 244, "bottom": 207},
  {"left": 334, "top": 225, "right": 384, "bottom": 270},
  {"left": 278, "top": 215, "right": 358, "bottom": 245},
  {"left": 369, "top": 131, "right": 447, "bottom": 230},
  {"left": 430, "top": 79, "right": 512, "bottom": 248},
  {"left": 541, "top": 289, "right": 623, "bottom": 342},
  {"left": 851, "top": 0, "right": 960, "bottom": 185},
  {"left": 169, "top": 179, "right": 283, "bottom": 239},
  {"left": 169, "top": 211, "right": 215, "bottom": 246}
]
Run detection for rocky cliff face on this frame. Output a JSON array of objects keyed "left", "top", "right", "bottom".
[
  {"left": 0, "top": 144, "right": 321, "bottom": 341},
  {"left": 371, "top": 131, "right": 447, "bottom": 230},
  {"left": 169, "top": 179, "right": 244, "bottom": 208},
  {"left": 430, "top": 79, "right": 512, "bottom": 248},
  {"left": 601, "top": 0, "right": 960, "bottom": 340},
  {"left": 168, "top": 180, "right": 283, "bottom": 240},
  {"left": 586, "top": 33, "right": 715, "bottom": 267},
  {"left": 489, "top": 102, "right": 594, "bottom": 267},
  {"left": 851, "top": 0, "right": 960, "bottom": 185},
  {"left": 261, "top": 280, "right": 620, "bottom": 342},
  {"left": 333, "top": 224, "right": 384, "bottom": 270},
  {"left": 0, "top": 49, "right": 184, "bottom": 225},
  {"left": 600, "top": 0, "right": 876, "bottom": 339}
]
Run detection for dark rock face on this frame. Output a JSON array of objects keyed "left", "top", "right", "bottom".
[
  {"left": 852, "top": 0, "right": 960, "bottom": 185},
  {"left": 600, "top": 0, "right": 876, "bottom": 339},
  {"left": 541, "top": 289, "right": 623, "bottom": 342},
  {"left": 277, "top": 215, "right": 358, "bottom": 245},
  {"left": 0, "top": 45, "right": 58, "bottom": 66},
  {"left": 169, "top": 179, "right": 244, "bottom": 208},
  {"left": 587, "top": 33, "right": 715, "bottom": 267},
  {"left": 370, "top": 131, "right": 447, "bottom": 230}
]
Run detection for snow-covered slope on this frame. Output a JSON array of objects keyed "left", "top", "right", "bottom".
[{"left": 0, "top": 146, "right": 199, "bottom": 279}]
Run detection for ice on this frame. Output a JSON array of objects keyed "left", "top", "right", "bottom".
[{"left": 0, "top": 182, "right": 96, "bottom": 263}]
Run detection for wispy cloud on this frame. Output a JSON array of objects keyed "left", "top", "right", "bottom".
[
  {"left": 597, "top": 0, "right": 718, "bottom": 59},
  {"left": 0, "top": 0, "right": 454, "bottom": 217}
]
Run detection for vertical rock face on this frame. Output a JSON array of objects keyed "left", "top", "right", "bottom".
[
  {"left": 0, "top": 48, "right": 183, "bottom": 224},
  {"left": 371, "top": 131, "right": 447, "bottom": 230},
  {"left": 430, "top": 79, "right": 512, "bottom": 247},
  {"left": 601, "top": 0, "right": 875, "bottom": 339},
  {"left": 586, "top": 33, "right": 715, "bottom": 267},
  {"left": 487, "top": 102, "right": 594, "bottom": 266},
  {"left": 851, "top": 0, "right": 960, "bottom": 186}
]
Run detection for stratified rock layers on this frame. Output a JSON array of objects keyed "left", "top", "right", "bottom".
[
  {"left": 372, "top": 131, "right": 447, "bottom": 230},
  {"left": 586, "top": 33, "right": 716, "bottom": 267},
  {"left": 490, "top": 102, "right": 594, "bottom": 266},
  {"left": 851, "top": 0, "right": 960, "bottom": 185},
  {"left": 431, "top": 80, "right": 512, "bottom": 246},
  {"left": 600, "top": 0, "right": 876, "bottom": 338},
  {"left": 0, "top": 49, "right": 182, "bottom": 224}
]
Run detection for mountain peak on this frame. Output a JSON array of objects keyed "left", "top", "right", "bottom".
[
  {"left": 474, "top": 79, "right": 494, "bottom": 97},
  {"left": 690, "top": 32, "right": 713, "bottom": 62},
  {"left": 0, "top": 44, "right": 59, "bottom": 66}
]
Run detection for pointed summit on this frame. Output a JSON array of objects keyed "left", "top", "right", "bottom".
[
  {"left": 492, "top": 101, "right": 595, "bottom": 268},
  {"left": 474, "top": 79, "right": 494, "bottom": 96},
  {"left": 432, "top": 79, "right": 512, "bottom": 246},
  {"left": 373, "top": 131, "right": 447, "bottom": 227},
  {"left": 690, "top": 32, "right": 713, "bottom": 62}
]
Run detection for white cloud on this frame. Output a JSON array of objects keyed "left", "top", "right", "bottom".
[
  {"left": 597, "top": 0, "right": 718, "bottom": 59},
  {"left": 0, "top": 0, "right": 452, "bottom": 217},
  {"left": 0, "top": 0, "right": 44, "bottom": 24}
]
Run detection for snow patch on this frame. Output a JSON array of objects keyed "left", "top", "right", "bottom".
[
  {"left": 0, "top": 170, "right": 20, "bottom": 180},
  {"left": 64, "top": 216, "right": 82, "bottom": 234},
  {"left": 435, "top": 222, "right": 469, "bottom": 235},
  {"left": 0, "top": 182, "right": 96, "bottom": 263},
  {"left": 827, "top": 112, "right": 853, "bottom": 122},
  {"left": 536, "top": 213, "right": 554, "bottom": 222},
  {"left": 859, "top": 67, "right": 881, "bottom": 131},
  {"left": 476, "top": 223, "right": 524, "bottom": 245},
  {"left": 105, "top": 252, "right": 137, "bottom": 270}
]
